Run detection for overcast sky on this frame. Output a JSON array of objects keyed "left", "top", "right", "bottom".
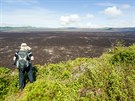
[{"left": 0, "top": 0, "right": 135, "bottom": 28}]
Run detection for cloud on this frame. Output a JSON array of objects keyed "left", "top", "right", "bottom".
[
  {"left": 118, "top": 20, "right": 135, "bottom": 27},
  {"left": 96, "top": 2, "right": 115, "bottom": 7},
  {"left": 0, "top": 23, "right": 14, "bottom": 27},
  {"left": 102, "top": 6, "right": 122, "bottom": 17},
  {"left": 86, "top": 22, "right": 101, "bottom": 28},
  {"left": 85, "top": 20, "right": 135, "bottom": 28},
  {"left": 60, "top": 14, "right": 95, "bottom": 26},
  {"left": 85, "top": 14, "right": 95, "bottom": 19},
  {"left": 60, "top": 14, "right": 80, "bottom": 25},
  {"left": 121, "top": 4, "right": 131, "bottom": 9},
  {"left": 96, "top": 2, "right": 131, "bottom": 8},
  {"left": 1, "top": 7, "right": 60, "bottom": 27}
]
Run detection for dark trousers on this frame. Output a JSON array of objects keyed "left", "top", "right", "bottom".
[{"left": 19, "top": 64, "right": 34, "bottom": 90}]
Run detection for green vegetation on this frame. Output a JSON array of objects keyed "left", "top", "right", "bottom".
[
  {"left": 111, "top": 44, "right": 135, "bottom": 66},
  {"left": 0, "top": 44, "right": 135, "bottom": 101}
]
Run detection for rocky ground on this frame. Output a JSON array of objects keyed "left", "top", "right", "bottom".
[{"left": 0, "top": 31, "right": 135, "bottom": 68}]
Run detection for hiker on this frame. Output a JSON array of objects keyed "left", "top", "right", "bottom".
[{"left": 13, "top": 43, "right": 34, "bottom": 91}]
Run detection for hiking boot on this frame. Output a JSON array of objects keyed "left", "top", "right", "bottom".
[{"left": 19, "top": 88, "right": 23, "bottom": 92}]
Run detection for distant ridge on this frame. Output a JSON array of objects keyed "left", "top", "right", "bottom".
[{"left": 0, "top": 26, "right": 135, "bottom": 32}]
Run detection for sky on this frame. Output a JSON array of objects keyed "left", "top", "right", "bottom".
[{"left": 0, "top": 0, "right": 135, "bottom": 28}]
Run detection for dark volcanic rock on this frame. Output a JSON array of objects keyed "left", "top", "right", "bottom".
[{"left": 0, "top": 31, "right": 135, "bottom": 68}]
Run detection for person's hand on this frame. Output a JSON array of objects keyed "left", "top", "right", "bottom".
[{"left": 31, "top": 56, "right": 34, "bottom": 60}]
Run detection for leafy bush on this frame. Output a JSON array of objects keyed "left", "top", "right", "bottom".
[
  {"left": 0, "top": 68, "right": 18, "bottom": 100},
  {"left": 111, "top": 44, "right": 135, "bottom": 65}
]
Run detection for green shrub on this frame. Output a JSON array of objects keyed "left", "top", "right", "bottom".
[
  {"left": 0, "top": 67, "right": 18, "bottom": 100},
  {"left": 0, "top": 44, "right": 135, "bottom": 101},
  {"left": 111, "top": 44, "right": 135, "bottom": 65}
]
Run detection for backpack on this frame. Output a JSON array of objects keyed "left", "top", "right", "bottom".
[{"left": 16, "top": 51, "right": 29, "bottom": 70}]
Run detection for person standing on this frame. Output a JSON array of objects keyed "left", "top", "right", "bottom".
[{"left": 13, "top": 43, "right": 34, "bottom": 91}]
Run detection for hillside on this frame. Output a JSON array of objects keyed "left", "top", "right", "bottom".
[{"left": 0, "top": 44, "right": 135, "bottom": 101}]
